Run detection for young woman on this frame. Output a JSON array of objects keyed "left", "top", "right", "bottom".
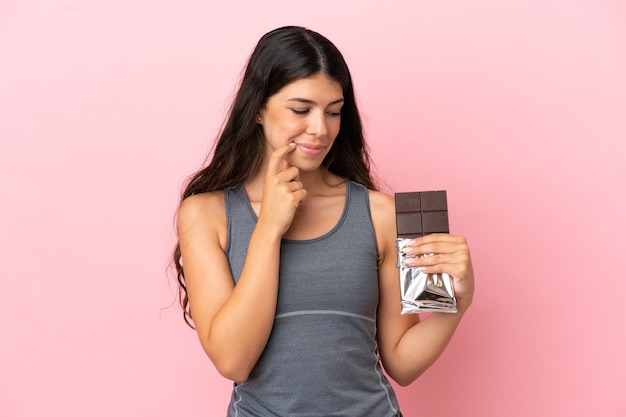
[{"left": 174, "top": 26, "right": 475, "bottom": 416}]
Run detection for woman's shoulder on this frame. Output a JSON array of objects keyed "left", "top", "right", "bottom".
[
  {"left": 179, "top": 190, "right": 225, "bottom": 212},
  {"left": 366, "top": 188, "right": 395, "bottom": 214},
  {"left": 177, "top": 191, "right": 226, "bottom": 231},
  {"left": 363, "top": 188, "right": 397, "bottom": 261},
  {"left": 366, "top": 188, "right": 396, "bottom": 235}
]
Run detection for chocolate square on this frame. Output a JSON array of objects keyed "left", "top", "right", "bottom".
[{"left": 395, "top": 191, "right": 449, "bottom": 238}]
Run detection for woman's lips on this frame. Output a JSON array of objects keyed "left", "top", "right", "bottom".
[{"left": 294, "top": 143, "right": 325, "bottom": 156}]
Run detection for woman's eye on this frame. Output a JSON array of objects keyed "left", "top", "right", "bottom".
[
  {"left": 327, "top": 111, "right": 341, "bottom": 117},
  {"left": 291, "top": 108, "right": 309, "bottom": 115}
]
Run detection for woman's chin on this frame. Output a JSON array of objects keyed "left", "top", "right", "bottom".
[{"left": 286, "top": 156, "right": 325, "bottom": 173}]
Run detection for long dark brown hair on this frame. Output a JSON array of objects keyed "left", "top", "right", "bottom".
[{"left": 173, "top": 26, "right": 376, "bottom": 327}]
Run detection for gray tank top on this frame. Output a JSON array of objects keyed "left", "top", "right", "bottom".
[{"left": 224, "top": 180, "right": 401, "bottom": 417}]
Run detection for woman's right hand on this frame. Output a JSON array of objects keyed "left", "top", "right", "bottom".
[{"left": 258, "top": 143, "right": 307, "bottom": 237}]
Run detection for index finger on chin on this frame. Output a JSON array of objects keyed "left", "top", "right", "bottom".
[{"left": 268, "top": 143, "right": 297, "bottom": 176}]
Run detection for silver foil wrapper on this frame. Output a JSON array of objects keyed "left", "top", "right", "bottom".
[{"left": 396, "top": 238, "right": 457, "bottom": 314}]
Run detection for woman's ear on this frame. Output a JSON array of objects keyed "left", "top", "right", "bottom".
[{"left": 256, "top": 106, "right": 266, "bottom": 124}]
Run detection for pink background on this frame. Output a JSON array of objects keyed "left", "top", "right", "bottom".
[{"left": 1, "top": 1, "right": 625, "bottom": 416}]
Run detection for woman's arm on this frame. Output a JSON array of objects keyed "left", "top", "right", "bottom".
[
  {"left": 370, "top": 191, "right": 475, "bottom": 386},
  {"left": 178, "top": 144, "right": 305, "bottom": 382}
]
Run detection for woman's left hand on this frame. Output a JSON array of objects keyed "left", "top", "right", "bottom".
[{"left": 401, "top": 233, "right": 475, "bottom": 312}]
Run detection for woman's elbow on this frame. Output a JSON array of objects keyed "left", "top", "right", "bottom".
[
  {"left": 199, "top": 338, "right": 255, "bottom": 381},
  {"left": 392, "top": 374, "right": 418, "bottom": 387},
  {"left": 206, "top": 348, "right": 253, "bottom": 382},
  {"left": 214, "top": 360, "right": 251, "bottom": 382},
  {"left": 385, "top": 366, "right": 423, "bottom": 387}
]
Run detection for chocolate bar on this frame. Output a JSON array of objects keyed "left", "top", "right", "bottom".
[
  {"left": 395, "top": 190, "right": 457, "bottom": 314},
  {"left": 395, "top": 191, "right": 449, "bottom": 239}
]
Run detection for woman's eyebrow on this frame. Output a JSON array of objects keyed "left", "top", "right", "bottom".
[{"left": 287, "top": 98, "right": 345, "bottom": 106}]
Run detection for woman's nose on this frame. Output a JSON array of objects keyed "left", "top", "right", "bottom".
[{"left": 306, "top": 111, "right": 327, "bottom": 137}]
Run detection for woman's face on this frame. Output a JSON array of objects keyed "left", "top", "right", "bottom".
[{"left": 258, "top": 73, "right": 344, "bottom": 172}]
